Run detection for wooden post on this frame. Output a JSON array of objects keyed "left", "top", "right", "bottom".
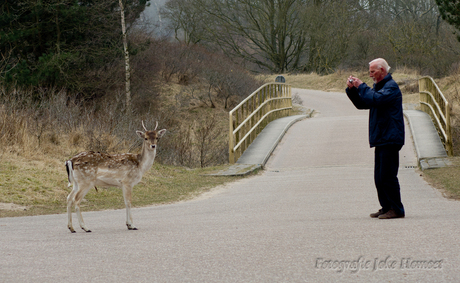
[
  {"left": 229, "top": 112, "right": 234, "bottom": 164},
  {"left": 446, "top": 102, "right": 453, "bottom": 156}
]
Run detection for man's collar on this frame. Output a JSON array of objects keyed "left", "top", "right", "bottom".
[{"left": 374, "top": 73, "right": 392, "bottom": 89}]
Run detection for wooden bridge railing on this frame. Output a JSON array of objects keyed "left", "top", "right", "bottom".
[
  {"left": 419, "top": 76, "right": 453, "bottom": 156},
  {"left": 229, "top": 82, "right": 292, "bottom": 164}
]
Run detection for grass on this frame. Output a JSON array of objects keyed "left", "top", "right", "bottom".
[
  {"left": 1, "top": 70, "right": 460, "bottom": 218},
  {"left": 422, "top": 157, "right": 460, "bottom": 199},
  {"left": 0, "top": 154, "right": 244, "bottom": 218}
]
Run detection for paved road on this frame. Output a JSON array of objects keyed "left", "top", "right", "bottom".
[{"left": 2, "top": 89, "right": 460, "bottom": 282}]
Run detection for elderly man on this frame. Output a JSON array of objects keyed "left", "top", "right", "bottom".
[{"left": 345, "top": 58, "right": 405, "bottom": 219}]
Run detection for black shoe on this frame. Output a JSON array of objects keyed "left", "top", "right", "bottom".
[
  {"left": 378, "top": 209, "right": 405, "bottom": 219},
  {"left": 370, "top": 209, "right": 384, "bottom": 218}
]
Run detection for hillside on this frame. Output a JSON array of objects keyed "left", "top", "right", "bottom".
[{"left": 1, "top": 70, "right": 460, "bottom": 217}]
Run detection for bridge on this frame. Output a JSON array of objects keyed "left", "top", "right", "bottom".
[{"left": 1, "top": 88, "right": 459, "bottom": 282}]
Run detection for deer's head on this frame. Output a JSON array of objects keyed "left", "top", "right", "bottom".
[{"left": 136, "top": 121, "right": 166, "bottom": 151}]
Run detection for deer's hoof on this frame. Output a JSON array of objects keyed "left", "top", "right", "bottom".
[
  {"left": 127, "top": 224, "right": 138, "bottom": 230},
  {"left": 68, "top": 226, "right": 76, "bottom": 233}
]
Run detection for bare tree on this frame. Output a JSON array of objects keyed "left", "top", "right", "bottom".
[
  {"left": 162, "top": 0, "right": 309, "bottom": 73},
  {"left": 161, "top": 0, "right": 208, "bottom": 44},
  {"left": 194, "top": 113, "right": 227, "bottom": 167},
  {"left": 119, "top": 0, "right": 132, "bottom": 112},
  {"left": 303, "top": 0, "right": 356, "bottom": 74}
]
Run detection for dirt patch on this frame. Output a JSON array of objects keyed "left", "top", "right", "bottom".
[{"left": 0, "top": 203, "right": 28, "bottom": 211}]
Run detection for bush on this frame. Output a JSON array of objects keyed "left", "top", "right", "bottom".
[{"left": 0, "top": 36, "right": 263, "bottom": 167}]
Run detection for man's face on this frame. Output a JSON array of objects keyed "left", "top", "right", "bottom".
[{"left": 369, "top": 63, "right": 386, "bottom": 83}]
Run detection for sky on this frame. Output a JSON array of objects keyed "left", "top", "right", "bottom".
[{"left": 137, "top": 0, "right": 168, "bottom": 33}]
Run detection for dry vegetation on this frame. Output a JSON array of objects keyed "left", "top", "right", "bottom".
[
  {"left": 422, "top": 156, "right": 460, "bottom": 199},
  {"left": 3, "top": 1, "right": 460, "bottom": 218},
  {"left": 260, "top": 67, "right": 421, "bottom": 95},
  {"left": 0, "top": 81, "right": 248, "bottom": 217},
  {"left": 2, "top": 66, "right": 460, "bottom": 217},
  {"left": 0, "top": 40, "right": 262, "bottom": 217},
  {"left": 0, "top": 155, "right": 241, "bottom": 217}
]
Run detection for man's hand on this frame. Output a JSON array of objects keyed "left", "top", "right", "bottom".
[{"left": 347, "top": 76, "right": 362, "bottom": 88}]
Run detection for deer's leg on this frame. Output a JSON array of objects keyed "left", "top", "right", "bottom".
[
  {"left": 66, "top": 188, "right": 77, "bottom": 233},
  {"left": 122, "top": 185, "right": 137, "bottom": 230},
  {"left": 74, "top": 186, "right": 92, "bottom": 232}
]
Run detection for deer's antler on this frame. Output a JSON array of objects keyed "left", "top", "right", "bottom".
[{"left": 141, "top": 120, "right": 148, "bottom": 131}]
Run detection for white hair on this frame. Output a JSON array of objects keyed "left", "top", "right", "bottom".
[{"left": 369, "top": 58, "right": 391, "bottom": 73}]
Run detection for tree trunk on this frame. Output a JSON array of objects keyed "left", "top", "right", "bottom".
[{"left": 119, "top": 0, "right": 131, "bottom": 112}]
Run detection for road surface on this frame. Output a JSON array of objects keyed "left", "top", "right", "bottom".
[{"left": 1, "top": 89, "right": 459, "bottom": 282}]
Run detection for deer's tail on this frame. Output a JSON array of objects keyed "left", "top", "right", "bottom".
[
  {"left": 65, "top": 160, "right": 74, "bottom": 188},
  {"left": 65, "top": 160, "right": 98, "bottom": 192}
]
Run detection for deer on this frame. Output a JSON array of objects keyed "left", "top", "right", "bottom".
[{"left": 65, "top": 121, "right": 166, "bottom": 233}]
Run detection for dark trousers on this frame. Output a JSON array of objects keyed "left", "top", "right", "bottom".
[{"left": 374, "top": 144, "right": 405, "bottom": 215}]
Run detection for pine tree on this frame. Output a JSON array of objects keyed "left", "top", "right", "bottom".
[
  {"left": 436, "top": 0, "right": 460, "bottom": 40},
  {"left": 0, "top": 0, "right": 148, "bottom": 98}
]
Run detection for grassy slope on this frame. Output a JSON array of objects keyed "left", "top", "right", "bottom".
[
  {"left": 0, "top": 154, "right": 243, "bottom": 217},
  {"left": 422, "top": 157, "right": 460, "bottom": 199},
  {"left": 1, "top": 71, "right": 459, "bottom": 218}
]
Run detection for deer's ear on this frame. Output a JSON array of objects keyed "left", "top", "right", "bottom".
[
  {"left": 136, "top": 131, "right": 145, "bottom": 139},
  {"left": 157, "top": 129, "right": 166, "bottom": 139}
]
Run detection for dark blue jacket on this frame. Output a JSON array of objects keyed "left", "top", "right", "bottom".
[{"left": 346, "top": 74, "right": 404, "bottom": 148}]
